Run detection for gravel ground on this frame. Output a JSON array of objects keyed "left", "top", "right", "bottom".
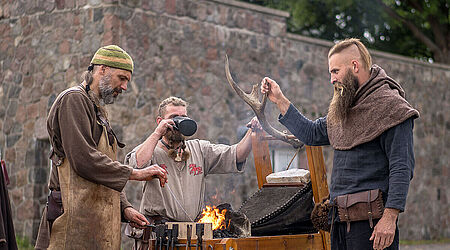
[{"left": 400, "top": 243, "right": 450, "bottom": 250}]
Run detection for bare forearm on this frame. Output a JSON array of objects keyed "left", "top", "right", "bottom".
[
  {"left": 276, "top": 95, "right": 291, "bottom": 115},
  {"left": 236, "top": 129, "right": 253, "bottom": 163},
  {"left": 383, "top": 208, "right": 399, "bottom": 220},
  {"left": 136, "top": 132, "right": 161, "bottom": 168}
]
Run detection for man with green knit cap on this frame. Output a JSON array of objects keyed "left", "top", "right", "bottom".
[{"left": 35, "top": 45, "right": 168, "bottom": 249}]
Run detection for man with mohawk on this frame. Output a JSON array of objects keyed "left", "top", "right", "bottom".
[{"left": 261, "top": 38, "right": 419, "bottom": 250}]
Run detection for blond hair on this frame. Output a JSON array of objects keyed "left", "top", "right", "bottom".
[
  {"left": 158, "top": 96, "right": 189, "bottom": 117},
  {"left": 328, "top": 38, "right": 372, "bottom": 71}
]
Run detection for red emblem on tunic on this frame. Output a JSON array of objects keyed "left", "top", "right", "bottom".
[{"left": 189, "top": 164, "right": 202, "bottom": 176}]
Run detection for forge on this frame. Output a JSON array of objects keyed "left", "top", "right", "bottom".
[{"left": 202, "top": 203, "right": 251, "bottom": 238}]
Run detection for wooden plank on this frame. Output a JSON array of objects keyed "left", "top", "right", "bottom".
[
  {"left": 305, "top": 146, "right": 329, "bottom": 203},
  {"left": 162, "top": 233, "right": 324, "bottom": 250},
  {"left": 251, "top": 130, "right": 273, "bottom": 189},
  {"left": 214, "top": 233, "right": 324, "bottom": 250},
  {"left": 305, "top": 145, "right": 331, "bottom": 250}
]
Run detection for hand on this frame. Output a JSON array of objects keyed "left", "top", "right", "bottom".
[
  {"left": 370, "top": 208, "right": 399, "bottom": 250},
  {"left": 246, "top": 116, "right": 262, "bottom": 131},
  {"left": 129, "top": 164, "right": 168, "bottom": 187},
  {"left": 154, "top": 118, "right": 175, "bottom": 138},
  {"left": 260, "top": 77, "right": 291, "bottom": 115},
  {"left": 260, "top": 77, "right": 285, "bottom": 104},
  {"left": 123, "top": 207, "right": 149, "bottom": 228}
]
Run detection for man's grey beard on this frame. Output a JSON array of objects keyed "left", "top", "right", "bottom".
[
  {"left": 99, "top": 73, "right": 116, "bottom": 105},
  {"left": 327, "top": 69, "right": 359, "bottom": 125}
]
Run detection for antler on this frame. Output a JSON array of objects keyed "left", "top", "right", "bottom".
[{"left": 225, "top": 55, "right": 303, "bottom": 148}]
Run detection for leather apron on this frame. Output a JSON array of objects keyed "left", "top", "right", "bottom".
[{"left": 48, "top": 125, "right": 121, "bottom": 250}]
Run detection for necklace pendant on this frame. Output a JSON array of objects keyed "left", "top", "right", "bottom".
[{"left": 175, "top": 153, "right": 182, "bottom": 162}]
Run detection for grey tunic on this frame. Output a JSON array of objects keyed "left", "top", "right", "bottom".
[{"left": 125, "top": 139, "right": 243, "bottom": 221}]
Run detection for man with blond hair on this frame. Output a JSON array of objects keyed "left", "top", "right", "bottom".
[
  {"left": 261, "top": 38, "right": 419, "bottom": 250},
  {"left": 125, "top": 96, "right": 259, "bottom": 226}
]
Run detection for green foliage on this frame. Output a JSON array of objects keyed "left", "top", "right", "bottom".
[
  {"left": 241, "top": 0, "right": 449, "bottom": 63},
  {"left": 16, "top": 236, "right": 34, "bottom": 250},
  {"left": 400, "top": 238, "right": 450, "bottom": 245}
]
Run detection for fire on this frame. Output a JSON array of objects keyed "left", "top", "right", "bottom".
[{"left": 198, "top": 206, "right": 227, "bottom": 230}]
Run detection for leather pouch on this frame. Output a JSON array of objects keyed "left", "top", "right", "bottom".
[
  {"left": 47, "top": 190, "right": 64, "bottom": 222},
  {"left": 335, "top": 189, "right": 384, "bottom": 232}
]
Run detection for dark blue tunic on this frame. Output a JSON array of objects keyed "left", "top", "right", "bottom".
[{"left": 279, "top": 104, "right": 414, "bottom": 211}]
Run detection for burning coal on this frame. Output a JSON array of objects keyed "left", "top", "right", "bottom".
[
  {"left": 198, "top": 205, "right": 227, "bottom": 230},
  {"left": 197, "top": 203, "right": 250, "bottom": 238}
]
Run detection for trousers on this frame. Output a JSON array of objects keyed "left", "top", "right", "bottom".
[{"left": 331, "top": 219, "right": 399, "bottom": 250}]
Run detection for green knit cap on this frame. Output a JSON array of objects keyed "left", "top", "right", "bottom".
[{"left": 90, "top": 45, "right": 134, "bottom": 73}]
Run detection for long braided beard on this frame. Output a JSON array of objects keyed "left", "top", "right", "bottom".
[{"left": 327, "top": 69, "right": 359, "bottom": 126}]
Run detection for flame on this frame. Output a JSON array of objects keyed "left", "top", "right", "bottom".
[{"left": 198, "top": 205, "right": 227, "bottom": 230}]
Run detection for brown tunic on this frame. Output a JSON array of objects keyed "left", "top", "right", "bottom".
[
  {"left": 46, "top": 86, "right": 133, "bottom": 196},
  {"left": 35, "top": 86, "right": 133, "bottom": 249}
]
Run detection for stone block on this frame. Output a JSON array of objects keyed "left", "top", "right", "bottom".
[
  {"left": 9, "top": 188, "right": 24, "bottom": 208},
  {"left": 39, "top": 0, "right": 56, "bottom": 12},
  {"left": 41, "top": 80, "right": 53, "bottom": 96},
  {"left": 16, "top": 199, "right": 39, "bottom": 220},
  {"left": 88, "top": 0, "right": 101, "bottom": 6},
  {"left": 23, "top": 120, "right": 35, "bottom": 139},
  {"left": 26, "top": 102, "right": 39, "bottom": 120},
  {"left": 165, "top": 0, "right": 176, "bottom": 15},
  {"left": 122, "top": 0, "right": 140, "bottom": 8},
  {"left": 6, "top": 99, "right": 17, "bottom": 117},
  {"left": 58, "top": 40, "right": 71, "bottom": 54},
  {"left": 5, "top": 147, "right": 16, "bottom": 163},
  {"left": 14, "top": 169, "right": 28, "bottom": 188},
  {"left": 15, "top": 104, "right": 26, "bottom": 124}
]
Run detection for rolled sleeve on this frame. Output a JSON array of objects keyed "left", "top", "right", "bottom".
[
  {"left": 124, "top": 145, "right": 140, "bottom": 169},
  {"left": 198, "top": 140, "right": 242, "bottom": 175}
]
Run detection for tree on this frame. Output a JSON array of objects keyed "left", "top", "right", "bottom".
[{"left": 241, "top": 0, "right": 449, "bottom": 64}]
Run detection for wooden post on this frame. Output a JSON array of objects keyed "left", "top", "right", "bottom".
[
  {"left": 305, "top": 145, "right": 331, "bottom": 250},
  {"left": 251, "top": 130, "right": 273, "bottom": 189}
]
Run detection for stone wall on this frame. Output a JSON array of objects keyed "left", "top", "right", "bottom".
[{"left": 0, "top": 0, "right": 448, "bottom": 245}]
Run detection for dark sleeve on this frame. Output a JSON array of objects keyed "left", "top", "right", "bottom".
[
  {"left": 120, "top": 191, "right": 133, "bottom": 222},
  {"left": 58, "top": 93, "right": 132, "bottom": 192},
  {"left": 278, "top": 104, "right": 330, "bottom": 146},
  {"left": 381, "top": 117, "right": 415, "bottom": 212}
]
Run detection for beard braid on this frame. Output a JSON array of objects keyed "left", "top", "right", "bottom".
[
  {"left": 164, "top": 131, "right": 190, "bottom": 161},
  {"left": 166, "top": 130, "right": 185, "bottom": 144},
  {"left": 327, "top": 69, "right": 359, "bottom": 126}
]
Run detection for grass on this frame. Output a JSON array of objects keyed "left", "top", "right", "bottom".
[
  {"left": 16, "top": 236, "right": 34, "bottom": 250},
  {"left": 400, "top": 238, "right": 450, "bottom": 245}
]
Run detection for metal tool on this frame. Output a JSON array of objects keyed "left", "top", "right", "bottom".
[
  {"left": 196, "top": 223, "right": 204, "bottom": 250},
  {"left": 171, "top": 224, "right": 179, "bottom": 250},
  {"left": 166, "top": 184, "right": 194, "bottom": 222},
  {"left": 186, "top": 224, "right": 192, "bottom": 250}
]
